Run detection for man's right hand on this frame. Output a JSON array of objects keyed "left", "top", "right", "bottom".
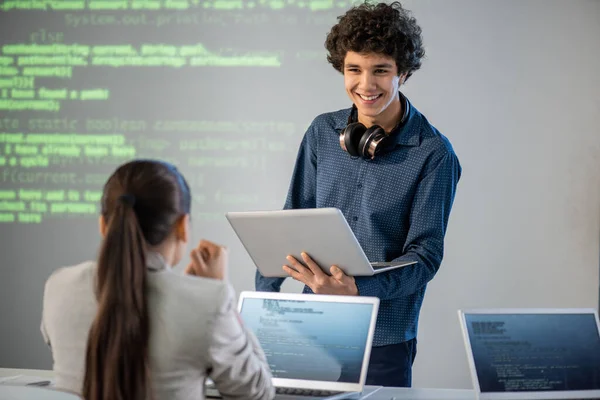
[{"left": 185, "top": 239, "right": 228, "bottom": 280}]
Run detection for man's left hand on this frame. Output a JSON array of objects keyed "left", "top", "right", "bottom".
[{"left": 283, "top": 252, "right": 358, "bottom": 296}]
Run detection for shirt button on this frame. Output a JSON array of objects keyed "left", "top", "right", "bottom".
[
  {"left": 353, "top": 216, "right": 358, "bottom": 221},
  {"left": 357, "top": 183, "right": 363, "bottom": 188}
]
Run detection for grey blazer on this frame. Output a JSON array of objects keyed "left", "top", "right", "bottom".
[{"left": 41, "top": 253, "right": 274, "bottom": 400}]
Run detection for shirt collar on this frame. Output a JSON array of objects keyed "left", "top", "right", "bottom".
[
  {"left": 147, "top": 251, "right": 171, "bottom": 272},
  {"left": 333, "top": 91, "right": 422, "bottom": 148}
]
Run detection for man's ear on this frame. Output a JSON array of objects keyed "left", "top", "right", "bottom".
[
  {"left": 99, "top": 215, "right": 107, "bottom": 238},
  {"left": 399, "top": 72, "right": 408, "bottom": 85},
  {"left": 174, "top": 214, "right": 190, "bottom": 243}
]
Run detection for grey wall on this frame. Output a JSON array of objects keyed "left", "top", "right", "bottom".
[
  {"left": 403, "top": 0, "right": 600, "bottom": 388},
  {"left": 0, "top": 0, "right": 599, "bottom": 389}
]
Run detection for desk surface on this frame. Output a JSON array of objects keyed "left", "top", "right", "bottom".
[
  {"left": 0, "top": 368, "right": 476, "bottom": 400},
  {"left": 0, "top": 368, "right": 54, "bottom": 378},
  {"left": 365, "top": 387, "right": 475, "bottom": 400}
]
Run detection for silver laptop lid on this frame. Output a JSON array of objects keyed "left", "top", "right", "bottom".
[
  {"left": 458, "top": 308, "right": 600, "bottom": 400},
  {"left": 226, "top": 208, "right": 418, "bottom": 277},
  {"left": 238, "top": 291, "right": 379, "bottom": 393}
]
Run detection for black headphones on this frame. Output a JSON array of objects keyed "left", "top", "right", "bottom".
[{"left": 339, "top": 92, "right": 409, "bottom": 159}]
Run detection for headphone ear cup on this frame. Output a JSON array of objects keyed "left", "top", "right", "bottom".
[
  {"left": 341, "top": 122, "right": 367, "bottom": 157},
  {"left": 358, "top": 125, "right": 386, "bottom": 158}
]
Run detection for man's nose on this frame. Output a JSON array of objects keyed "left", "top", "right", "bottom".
[{"left": 359, "top": 73, "right": 376, "bottom": 90}]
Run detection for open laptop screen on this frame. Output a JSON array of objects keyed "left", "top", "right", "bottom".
[
  {"left": 239, "top": 297, "right": 374, "bottom": 384},
  {"left": 463, "top": 312, "right": 600, "bottom": 393}
]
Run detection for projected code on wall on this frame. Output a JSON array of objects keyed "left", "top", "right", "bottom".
[{"left": 0, "top": 0, "right": 343, "bottom": 223}]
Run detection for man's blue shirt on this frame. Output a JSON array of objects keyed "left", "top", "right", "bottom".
[{"left": 255, "top": 96, "right": 462, "bottom": 346}]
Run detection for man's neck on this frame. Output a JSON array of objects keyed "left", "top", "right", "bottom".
[{"left": 357, "top": 96, "right": 403, "bottom": 134}]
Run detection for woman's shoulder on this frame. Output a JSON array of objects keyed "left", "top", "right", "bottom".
[
  {"left": 149, "top": 270, "right": 233, "bottom": 306},
  {"left": 44, "top": 261, "right": 96, "bottom": 291}
]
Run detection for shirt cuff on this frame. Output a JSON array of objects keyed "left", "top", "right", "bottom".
[{"left": 354, "top": 276, "right": 382, "bottom": 298}]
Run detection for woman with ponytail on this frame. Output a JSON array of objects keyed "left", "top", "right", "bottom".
[{"left": 41, "top": 160, "right": 274, "bottom": 400}]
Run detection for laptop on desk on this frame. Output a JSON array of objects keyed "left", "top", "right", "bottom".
[
  {"left": 458, "top": 308, "right": 600, "bottom": 400},
  {"left": 207, "top": 291, "right": 380, "bottom": 400},
  {"left": 225, "top": 208, "right": 417, "bottom": 277}
]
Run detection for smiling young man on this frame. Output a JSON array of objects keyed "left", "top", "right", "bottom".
[{"left": 256, "top": 1, "right": 462, "bottom": 387}]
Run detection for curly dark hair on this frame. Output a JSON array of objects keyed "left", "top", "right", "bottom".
[{"left": 325, "top": 1, "right": 425, "bottom": 80}]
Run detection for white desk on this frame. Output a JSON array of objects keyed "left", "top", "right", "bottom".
[
  {"left": 365, "top": 387, "right": 475, "bottom": 400},
  {"left": 0, "top": 368, "right": 476, "bottom": 400},
  {"left": 0, "top": 368, "right": 53, "bottom": 378},
  {"left": 0, "top": 368, "right": 53, "bottom": 386},
  {"left": 0, "top": 385, "right": 81, "bottom": 399},
  {"left": 0, "top": 369, "right": 79, "bottom": 399}
]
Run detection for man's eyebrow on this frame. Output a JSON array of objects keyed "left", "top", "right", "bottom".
[
  {"left": 373, "top": 63, "right": 394, "bottom": 68},
  {"left": 344, "top": 63, "right": 394, "bottom": 68}
]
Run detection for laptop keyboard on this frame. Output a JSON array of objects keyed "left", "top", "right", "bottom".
[
  {"left": 206, "top": 384, "right": 342, "bottom": 398},
  {"left": 275, "top": 387, "right": 341, "bottom": 397}
]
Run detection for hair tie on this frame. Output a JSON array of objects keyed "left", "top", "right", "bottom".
[{"left": 118, "top": 193, "right": 136, "bottom": 207}]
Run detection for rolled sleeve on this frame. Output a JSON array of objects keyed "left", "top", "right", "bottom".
[{"left": 207, "top": 284, "right": 275, "bottom": 400}]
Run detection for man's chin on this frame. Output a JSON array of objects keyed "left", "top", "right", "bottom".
[{"left": 355, "top": 107, "right": 382, "bottom": 119}]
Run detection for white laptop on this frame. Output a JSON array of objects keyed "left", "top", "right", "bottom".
[
  {"left": 208, "top": 291, "right": 380, "bottom": 400},
  {"left": 225, "top": 208, "right": 416, "bottom": 277},
  {"left": 458, "top": 308, "right": 600, "bottom": 400}
]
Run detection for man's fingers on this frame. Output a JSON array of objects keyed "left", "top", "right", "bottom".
[
  {"left": 330, "top": 265, "right": 346, "bottom": 280},
  {"left": 283, "top": 265, "right": 307, "bottom": 284},
  {"left": 286, "top": 256, "right": 312, "bottom": 277},
  {"left": 301, "top": 252, "right": 326, "bottom": 277}
]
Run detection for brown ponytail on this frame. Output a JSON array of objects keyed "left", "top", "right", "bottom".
[{"left": 83, "top": 161, "right": 191, "bottom": 400}]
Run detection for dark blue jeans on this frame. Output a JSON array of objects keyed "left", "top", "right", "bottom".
[{"left": 365, "top": 338, "right": 417, "bottom": 387}]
